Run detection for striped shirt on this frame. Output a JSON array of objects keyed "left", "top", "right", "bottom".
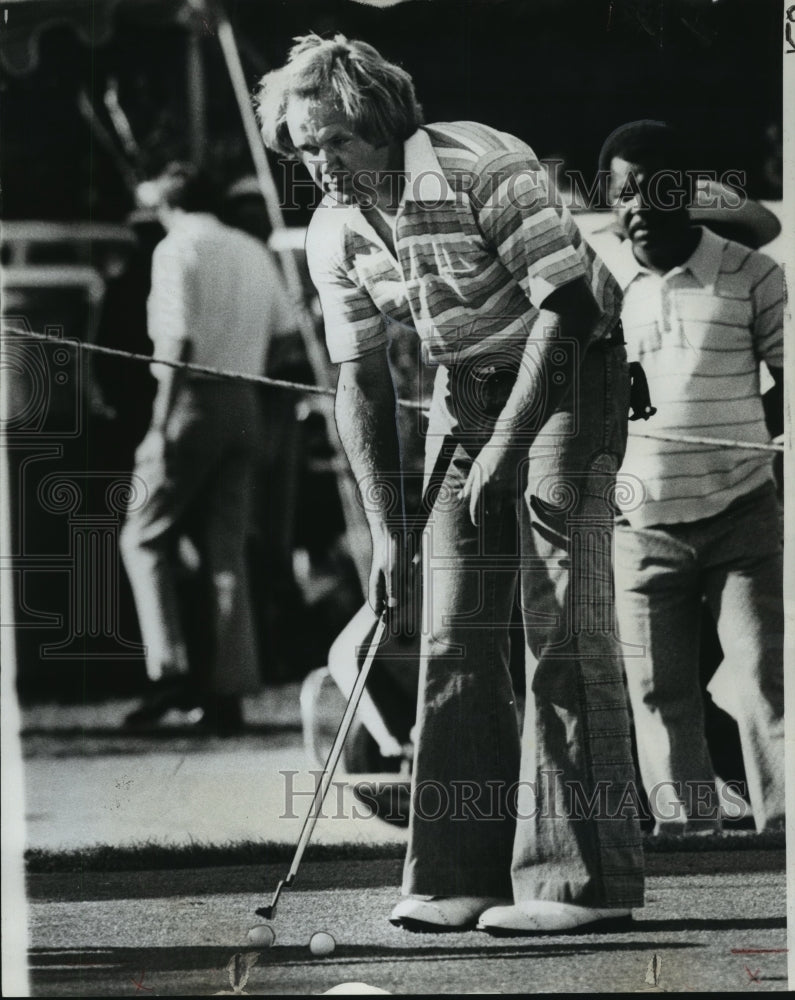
[
  {"left": 602, "top": 225, "right": 784, "bottom": 528},
  {"left": 306, "top": 122, "right": 622, "bottom": 365},
  {"left": 148, "top": 212, "right": 293, "bottom": 377}
]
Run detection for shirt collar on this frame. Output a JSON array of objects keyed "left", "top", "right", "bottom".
[
  {"left": 401, "top": 127, "right": 457, "bottom": 204},
  {"left": 336, "top": 127, "right": 456, "bottom": 249},
  {"left": 170, "top": 211, "right": 219, "bottom": 234},
  {"left": 613, "top": 225, "right": 725, "bottom": 291},
  {"left": 321, "top": 128, "right": 455, "bottom": 216},
  {"left": 610, "top": 236, "right": 647, "bottom": 291},
  {"left": 683, "top": 225, "right": 725, "bottom": 288}
]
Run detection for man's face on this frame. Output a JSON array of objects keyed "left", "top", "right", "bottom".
[
  {"left": 285, "top": 95, "right": 394, "bottom": 206},
  {"left": 609, "top": 155, "right": 690, "bottom": 253}
]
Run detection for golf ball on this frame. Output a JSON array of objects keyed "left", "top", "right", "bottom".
[
  {"left": 309, "top": 931, "right": 336, "bottom": 956},
  {"left": 247, "top": 924, "right": 275, "bottom": 948}
]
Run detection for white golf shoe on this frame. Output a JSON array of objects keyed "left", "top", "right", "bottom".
[
  {"left": 389, "top": 895, "right": 510, "bottom": 932},
  {"left": 477, "top": 900, "right": 633, "bottom": 936}
]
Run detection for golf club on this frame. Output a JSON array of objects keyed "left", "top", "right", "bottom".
[
  {"left": 255, "top": 444, "right": 455, "bottom": 922},
  {"left": 255, "top": 608, "right": 390, "bottom": 920}
]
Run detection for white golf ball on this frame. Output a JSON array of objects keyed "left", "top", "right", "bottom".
[
  {"left": 309, "top": 931, "right": 336, "bottom": 956},
  {"left": 247, "top": 923, "right": 275, "bottom": 947}
]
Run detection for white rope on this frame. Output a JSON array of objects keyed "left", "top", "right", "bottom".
[
  {"left": 7, "top": 327, "right": 336, "bottom": 397},
  {"left": 6, "top": 328, "right": 784, "bottom": 453},
  {"left": 632, "top": 428, "right": 784, "bottom": 453}
]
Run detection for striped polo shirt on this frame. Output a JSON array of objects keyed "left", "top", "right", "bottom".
[
  {"left": 305, "top": 121, "right": 622, "bottom": 365},
  {"left": 603, "top": 226, "right": 784, "bottom": 528}
]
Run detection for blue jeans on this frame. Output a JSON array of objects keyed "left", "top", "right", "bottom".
[
  {"left": 614, "top": 481, "right": 785, "bottom": 833},
  {"left": 403, "top": 341, "right": 645, "bottom": 908}
]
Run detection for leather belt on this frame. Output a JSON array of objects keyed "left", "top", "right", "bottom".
[
  {"left": 598, "top": 320, "right": 625, "bottom": 348},
  {"left": 462, "top": 321, "right": 625, "bottom": 380}
]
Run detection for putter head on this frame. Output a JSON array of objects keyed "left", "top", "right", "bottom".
[{"left": 255, "top": 875, "right": 293, "bottom": 920}]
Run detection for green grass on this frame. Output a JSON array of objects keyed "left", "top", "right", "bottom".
[
  {"left": 25, "top": 839, "right": 407, "bottom": 873},
  {"left": 643, "top": 828, "right": 785, "bottom": 852},
  {"left": 25, "top": 829, "right": 784, "bottom": 874}
]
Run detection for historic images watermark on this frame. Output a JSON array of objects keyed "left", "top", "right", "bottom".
[
  {"left": 278, "top": 159, "right": 748, "bottom": 212},
  {"left": 280, "top": 769, "right": 750, "bottom": 824}
]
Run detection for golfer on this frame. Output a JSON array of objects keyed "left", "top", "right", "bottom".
[{"left": 256, "top": 35, "right": 644, "bottom": 934}]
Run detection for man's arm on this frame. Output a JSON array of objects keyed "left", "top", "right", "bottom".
[
  {"left": 763, "top": 365, "right": 784, "bottom": 439},
  {"left": 141, "top": 238, "right": 193, "bottom": 452},
  {"left": 132, "top": 338, "right": 191, "bottom": 464},
  {"left": 335, "top": 348, "right": 405, "bottom": 614},
  {"left": 749, "top": 257, "right": 785, "bottom": 440},
  {"left": 460, "top": 145, "right": 608, "bottom": 523},
  {"left": 497, "top": 277, "right": 598, "bottom": 432},
  {"left": 149, "top": 337, "right": 192, "bottom": 433},
  {"left": 305, "top": 211, "right": 401, "bottom": 610},
  {"left": 460, "top": 276, "right": 599, "bottom": 525}
]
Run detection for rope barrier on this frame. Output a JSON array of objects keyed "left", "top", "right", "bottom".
[
  {"left": 629, "top": 428, "right": 784, "bottom": 453},
  {"left": 5, "top": 328, "right": 784, "bottom": 453},
  {"left": 6, "top": 327, "right": 337, "bottom": 398}
]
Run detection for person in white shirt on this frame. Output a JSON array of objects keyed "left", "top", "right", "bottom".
[
  {"left": 120, "top": 163, "right": 293, "bottom": 734},
  {"left": 598, "top": 121, "right": 785, "bottom": 834}
]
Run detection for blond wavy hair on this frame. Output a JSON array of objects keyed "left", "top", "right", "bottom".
[{"left": 255, "top": 33, "right": 424, "bottom": 155}]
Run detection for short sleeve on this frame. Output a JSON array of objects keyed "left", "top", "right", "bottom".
[
  {"left": 305, "top": 211, "right": 388, "bottom": 364},
  {"left": 147, "top": 236, "right": 194, "bottom": 346},
  {"left": 750, "top": 255, "right": 784, "bottom": 368},
  {"left": 471, "top": 146, "right": 587, "bottom": 308}
]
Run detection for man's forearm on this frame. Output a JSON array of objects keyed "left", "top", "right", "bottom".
[
  {"left": 150, "top": 338, "right": 191, "bottom": 432},
  {"left": 335, "top": 351, "right": 405, "bottom": 539},
  {"left": 459, "top": 283, "right": 599, "bottom": 524},
  {"left": 762, "top": 364, "right": 784, "bottom": 439},
  {"left": 151, "top": 373, "right": 179, "bottom": 432},
  {"left": 496, "top": 295, "right": 595, "bottom": 444}
]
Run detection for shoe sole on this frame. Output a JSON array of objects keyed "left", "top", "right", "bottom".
[
  {"left": 477, "top": 915, "right": 634, "bottom": 937},
  {"left": 389, "top": 917, "right": 477, "bottom": 933}
]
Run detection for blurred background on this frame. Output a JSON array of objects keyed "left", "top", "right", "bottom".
[{"left": 0, "top": 0, "right": 784, "bottom": 744}]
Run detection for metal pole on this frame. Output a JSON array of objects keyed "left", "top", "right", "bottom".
[
  {"left": 213, "top": 9, "right": 332, "bottom": 386},
  {"left": 186, "top": 27, "right": 208, "bottom": 165},
  {"left": 213, "top": 5, "right": 371, "bottom": 592}
]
